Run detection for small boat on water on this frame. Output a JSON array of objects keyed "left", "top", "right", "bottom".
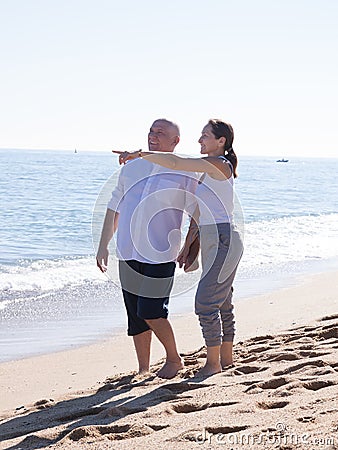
[{"left": 276, "top": 158, "right": 288, "bottom": 162}]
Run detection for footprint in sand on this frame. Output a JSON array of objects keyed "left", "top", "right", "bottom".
[
  {"left": 205, "top": 425, "right": 249, "bottom": 434},
  {"left": 63, "top": 422, "right": 169, "bottom": 442},
  {"left": 240, "top": 355, "right": 260, "bottom": 364},
  {"left": 302, "top": 380, "right": 336, "bottom": 391},
  {"left": 294, "top": 324, "right": 338, "bottom": 341},
  {"left": 258, "top": 377, "right": 290, "bottom": 389},
  {"left": 245, "top": 377, "right": 290, "bottom": 393},
  {"left": 317, "top": 337, "right": 338, "bottom": 347},
  {"left": 273, "top": 359, "right": 329, "bottom": 376},
  {"left": 58, "top": 406, "right": 107, "bottom": 422},
  {"left": 161, "top": 382, "right": 212, "bottom": 395},
  {"left": 99, "top": 373, "right": 138, "bottom": 392},
  {"left": 297, "top": 344, "right": 317, "bottom": 350},
  {"left": 263, "top": 351, "right": 300, "bottom": 362},
  {"left": 256, "top": 400, "right": 289, "bottom": 409},
  {"left": 240, "top": 379, "right": 265, "bottom": 386},
  {"left": 170, "top": 400, "right": 238, "bottom": 413},
  {"left": 233, "top": 365, "right": 269, "bottom": 375},
  {"left": 95, "top": 405, "right": 148, "bottom": 419},
  {"left": 243, "top": 345, "right": 270, "bottom": 354},
  {"left": 245, "top": 335, "right": 274, "bottom": 344},
  {"left": 306, "top": 367, "right": 337, "bottom": 376},
  {"left": 283, "top": 334, "right": 314, "bottom": 344},
  {"left": 299, "top": 350, "right": 332, "bottom": 358},
  {"left": 318, "top": 325, "right": 338, "bottom": 340}
]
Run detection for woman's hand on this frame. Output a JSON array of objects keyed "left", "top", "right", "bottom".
[
  {"left": 177, "top": 244, "right": 190, "bottom": 268},
  {"left": 112, "top": 150, "right": 141, "bottom": 165},
  {"left": 177, "top": 238, "right": 200, "bottom": 272}
]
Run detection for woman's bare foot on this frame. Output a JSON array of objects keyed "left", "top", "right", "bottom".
[
  {"left": 195, "top": 362, "right": 222, "bottom": 377},
  {"left": 157, "top": 358, "right": 184, "bottom": 379}
]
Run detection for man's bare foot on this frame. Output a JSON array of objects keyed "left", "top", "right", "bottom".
[
  {"left": 138, "top": 368, "right": 150, "bottom": 375},
  {"left": 195, "top": 363, "right": 221, "bottom": 377},
  {"left": 157, "top": 359, "right": 184, "bottom": 379}
]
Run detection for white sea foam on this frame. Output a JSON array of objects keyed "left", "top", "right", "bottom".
[
  {"left": 1, "top": 213, "right": 337, "bottom": 298},
  {"left": 241, "top": 213, "right": 338, "bottom": 269},
  {"left": 0, "top": 256, "right": 107, "bottom": 294}
]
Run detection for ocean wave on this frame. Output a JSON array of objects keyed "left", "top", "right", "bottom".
[
  {"left": 0, "top": 213, "right": 337, "bottom": 298},
  {"left": 241, "top": 213, "right": 338, "bottom": 269},
  {"left": 0, "top": 256, "right": 107, "bottom": 295}
]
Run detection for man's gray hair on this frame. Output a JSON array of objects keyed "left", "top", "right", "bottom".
[{"left": 154, "top": 118, "right": 180, "bottom": 136}]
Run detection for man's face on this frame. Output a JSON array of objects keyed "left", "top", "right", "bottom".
[{"left": 148, "top": 120, "right": 178, "bottom": 152}]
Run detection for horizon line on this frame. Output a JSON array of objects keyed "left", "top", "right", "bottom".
[{"left": 0, "top": 147, "right": 337, "bottom": 159}]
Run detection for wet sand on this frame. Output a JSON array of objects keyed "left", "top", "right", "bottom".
[{"left": 0, "top": 270, "right": 337, "bottom": 449}]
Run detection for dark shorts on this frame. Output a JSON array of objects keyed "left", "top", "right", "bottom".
[{"left": 118, "top": 260, "right": 176, "bottom": 336}]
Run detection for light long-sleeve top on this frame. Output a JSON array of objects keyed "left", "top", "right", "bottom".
[{"left": 107, "top": 158, "right": 198, "bottom": 263}]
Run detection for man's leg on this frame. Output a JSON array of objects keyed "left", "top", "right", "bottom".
[
  {"left": 140, "top": 262, "right": 183, "bottom": 379},
  {"left": 145, "top": 318, "right": 183, "bottom": 379},
  {"left": 133, "top": 329, "right": 152, "bottom": 374},
  {"left": 119, "top": 260, "right": 152, "bottom": 374}
]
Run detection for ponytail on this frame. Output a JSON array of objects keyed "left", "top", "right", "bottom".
[
  {"left": 225, "top": 147, "right": 238, "bottom": 178},
  {"left": 208, "top": 119, "right": 238, "bottom": 178}
]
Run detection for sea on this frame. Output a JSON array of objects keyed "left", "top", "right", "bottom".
[{"left": 1, "top": 149, "right": 338, "bottom": 362}]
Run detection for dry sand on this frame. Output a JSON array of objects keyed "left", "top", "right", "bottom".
[{"left": 0, "top": 270, "right": 337, "bottom": 449}]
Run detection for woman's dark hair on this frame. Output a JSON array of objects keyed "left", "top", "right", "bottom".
[{"left": 208, "top": 119, "right": 238, "bottom": 178}]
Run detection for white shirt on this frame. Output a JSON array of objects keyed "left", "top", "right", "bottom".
[
  {"left": 107, "top": 158, "right": 198, "bottom": 263},
  {"left": 195, "top": 159, "right": 234, "bottom": 225}
]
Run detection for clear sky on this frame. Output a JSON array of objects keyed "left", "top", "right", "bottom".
[{"left": 1, "top": 0, "right": 337, "bottom": 157}]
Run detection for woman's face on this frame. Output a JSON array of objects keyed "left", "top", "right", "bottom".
[{"left": 198, "top": 124, "right": 222, "bottom": 155}]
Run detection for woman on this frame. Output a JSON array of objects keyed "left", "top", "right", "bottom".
[{"left": 115, "top": 119, "right": 244, "bottom": 376}]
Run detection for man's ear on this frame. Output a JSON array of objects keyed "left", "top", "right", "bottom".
[{"left": 173, "top": 135, "right": 180, "bottom": 146}]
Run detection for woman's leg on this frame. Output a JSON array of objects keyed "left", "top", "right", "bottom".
[
  {"left": 219, "top": 284, "right": 235, "bottom": 367},
  {"left": 195, "top": 224, "right": 242, "bottom": 375},
  {"left": 200, "top": 346, "right": 222, "bottom": 375},
  {"left": 195, "top": 228, "right": 227, "bottom": 375},
  {"left": 220, "top": 341, "right": 233, "bottom": 368},
  {"left": 195, "top": 263, "right": 224, "bottom": 364},
  {"left": 219, "top": 228, "right": 243, "bottom": 368},
  {"left": 195, "top": 274, "right": 223, "bottom": 375}
]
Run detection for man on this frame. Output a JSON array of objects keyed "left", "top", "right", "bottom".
[{"left": 96, "top": 119, "right": 197, "bottom": 379}]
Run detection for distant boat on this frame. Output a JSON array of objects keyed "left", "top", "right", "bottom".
[
  {"left": 74, "top": 149, "right": 77, "bottom": 154},
  {"left": 276, "top": 158, "right": 288, "bottom": 162}
]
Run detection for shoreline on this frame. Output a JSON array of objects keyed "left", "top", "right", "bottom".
[
  {"left": 2, "top": 257, "right": 338, "bottom": 365},
  {"left": 1, "top": 268, "right": 337, "bottom": 414}
]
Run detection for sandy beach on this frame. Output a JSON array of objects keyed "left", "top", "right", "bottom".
[{"left": 0, "top": 269, "right": 337, "bottom": 449}]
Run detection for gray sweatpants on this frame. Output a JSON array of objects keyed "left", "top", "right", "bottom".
[{"left": 195, "top": 223, "right": 243, "bottom": 347}]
